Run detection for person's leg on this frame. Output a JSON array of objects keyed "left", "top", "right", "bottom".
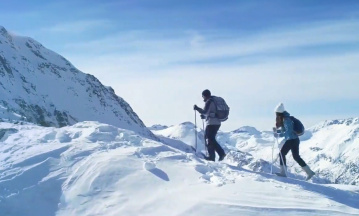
[
  {"left": 211, "top": 125, "right": 225, "bottom": 159},
  {"left": 205, "top": 125, "right": 216, "bottom": 161},
  {"left": 276, "top": 139, "right": 292, "bottom": 176},
  {"left": 290, "top": 138, "right": 315, "bottom": 180},
  {"left": 279, "top": 140, "right": 291, "bottom": 166},
  {"left": 290, "top": 138, "right": 307, "bottom": 167}
]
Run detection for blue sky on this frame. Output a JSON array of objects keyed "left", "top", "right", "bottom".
[{"left": 1, "top": 0, "right": 359, "bottom": 131}]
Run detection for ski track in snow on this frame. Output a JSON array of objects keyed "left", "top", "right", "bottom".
[{"left": 0, "top": 121, "right": 359, "bottom": 216}]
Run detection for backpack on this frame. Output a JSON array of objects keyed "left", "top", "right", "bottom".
[
  {"left": 211, "top": 96, "right": 230, "bottom": 122},
  {"left": 290, "top": 116, "right": 305, "bottom": 136}
]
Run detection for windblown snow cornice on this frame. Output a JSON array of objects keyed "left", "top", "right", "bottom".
[{"left": 0, "top": 26, "right": 154, "bottom": 138}]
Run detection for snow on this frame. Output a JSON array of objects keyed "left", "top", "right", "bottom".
[
  {"left": 0, "top": 26, "right": 153, "bottom": 139},
  {"left": 1, "top": 121, "right": 359, "bottom": 216},
  {"left": 148, "top": 124, "right": 169, "bottom": 131},
  {"left": 153, "top": 120, "right": 359, "bottom": 185},
  {"left": 1, "top": 25, "right": 359, "bottom": 216}
]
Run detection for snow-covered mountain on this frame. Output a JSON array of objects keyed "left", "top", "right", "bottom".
[
  {"left": 0, "top": 26, "right": 153, "bottom": 138},
  {"left": 1, "top": 25, "right": 358, "bottom": 215},
  {"left": 148, "top": 124, "right": 169, "bottom": 131},
  {"left": 301, "top": 118, "right": 359, "bottom": 185},
  {"left": 1, "top": 121, "right": 359, "bottom": 216},
  {"left": 153, "top": 118, "right": 359, "bottom": 185}
]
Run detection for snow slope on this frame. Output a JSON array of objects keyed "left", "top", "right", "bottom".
[
  {"left": 1, "top": 121, "right": 358, "bottom": 216},
  {"left": 0, "top": 26, "right": 153, "bottom": 139},
  {"left": 153, "top": 119, "right": 359, "bottom": 185}
]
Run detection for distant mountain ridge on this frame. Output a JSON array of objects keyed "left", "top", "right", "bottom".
[
  {"left": 0, "top": 26, "right": 154, "bottom": 138},
  {"left": 152, "top": 118, "right": 359, "bottom": 185},
  {"left": 301, "top": 117, "right": 359, "bottom": 185}
]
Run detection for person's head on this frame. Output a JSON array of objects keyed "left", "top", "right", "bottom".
[
  {"left": 202, "top": 89, "right": 211, "bottom": 101},
  {"left": 274, "top": 103, "right": 286, "bottom": 115},
  {"left": 275, "top": 103, "right": 286, "bottom": 127}
]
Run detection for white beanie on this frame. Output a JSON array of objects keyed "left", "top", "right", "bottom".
[{"left": 275, "top": 103, "right": 286, "bottom": 113}]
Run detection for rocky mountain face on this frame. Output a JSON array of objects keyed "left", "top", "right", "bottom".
[{"left": 0, "top": 26, "right": 154, "bottom": 138}]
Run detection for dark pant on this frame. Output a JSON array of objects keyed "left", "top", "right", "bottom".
[
  {"left": 205, "top": 124, "right": 225, "bottom": 161},
  {"left": 279, "top": 138, "right": 307, "bottom": 167}
]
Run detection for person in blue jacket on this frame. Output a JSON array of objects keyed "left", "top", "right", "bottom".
[{"left": 274, "top": 103, "right": 315, "bottom": 180}]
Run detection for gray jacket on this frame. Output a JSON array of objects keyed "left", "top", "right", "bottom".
[{"left": 196, "top": 97, "right": 221, "bottom": 126}]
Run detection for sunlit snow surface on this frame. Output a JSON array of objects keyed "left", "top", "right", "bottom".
[{"left": 1, "top": 121, "right": 358, "bottom": 216}]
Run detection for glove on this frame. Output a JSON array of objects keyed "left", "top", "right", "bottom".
[
  {"left": 193, "top": 105, "right": 199, "bottom": 110},
  {"left": 200, "top": 114, "right": 205, "bottom": 119}
]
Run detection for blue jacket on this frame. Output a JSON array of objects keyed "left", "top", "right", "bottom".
[{"left": 278, "top": 111, "right": 298, "bottom": 141}]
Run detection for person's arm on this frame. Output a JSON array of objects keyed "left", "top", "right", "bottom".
[{"left": 195, "top": 100, "right": 211, "bottom": 115}]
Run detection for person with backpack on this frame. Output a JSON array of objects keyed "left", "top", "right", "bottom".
[
  {"left": 194, "top": 89, "right": 227, "bottom": 161},
  {"left": 273, "top": 103, "right": 315, "bottom": 180}
]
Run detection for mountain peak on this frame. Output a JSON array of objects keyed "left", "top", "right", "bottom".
[
  {"left": 0, "top": 26, "right": 10, "bottom": 39},
  {"left": 0, "top": 28, "right": 154, "bottom": 139},
  {"left": 231, "top": 126, "right": 261, "bottom": 135},
  {"left": 311, "top": 117, "right": 359, "bottom": 132},
  {"left": 148, "top": 124, "right": 169, "bottom": 131},
  {"left": 180, "top": 121, "right": 195, "bottom": 127}
]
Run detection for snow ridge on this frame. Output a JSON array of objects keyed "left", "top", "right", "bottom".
[
  {"left": 154, "top": 120, "right": 359, "bottom": 185},
  {"left": 0, "top": 26, "right": 153, "bottom": 138}
]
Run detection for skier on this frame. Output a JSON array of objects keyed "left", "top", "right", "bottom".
[
  {"left": 194, "top": 89, "right": 226, "bottom": 161},
  {"left": 273, "top": 103, "right": 315, "bottom": 180}
]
